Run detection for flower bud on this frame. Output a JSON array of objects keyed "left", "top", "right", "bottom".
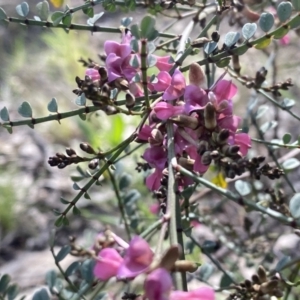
[
  {"left": 88, "top": 159, "right": 98, "bottom": 169},
  {"left": 189, "top": 63, "right": 206, "bottom": 86},
  {"left": 105, "top": 105, "right": 118, "bottom": 115},
  {"left": 217, "top": 129, "right": 230, "bottom": 144},
  {"left": 151, "top": 129, "right": 163, "bottom": 144},
  {"left": 172, "top": 260, "right": 198, "bottom": 273},
  {"left": 178, "top": 157, "right": 195, "bottom": 171},
  {"left": 204, "top": 103, "right": 217, "bottom": 130},
  {"left": 260, "top": 280, "right": 279, "bottom": 294},
  {"left": 80, "top": 143, "right": 96, "bottom": 154},
  {"left": 211, "top": 31, "right": 220, "bottom": 42},
  {"left": 257, "top": 265, "right": 267, "bottom": 283},
  {"left": 114, "top": 78, "right": 129, "bottom": 91},
  {"left": 170, "top": 115, "right": 199, "bottom": 130},
  {"left": 125, "top": 91, "right": 135, "bottom": 109},
  {"left": 228, "top": 145, "right": 240, "bottom": 155},
  {"left": 201, "top": 151, "right": 212, "bottom": 165},
  {"left": 98, "top": 67, "right": 108, "bottom": 82},
  {"left": 191, "top": 37, "right": 211, "bottom": 48},
  {"left": 66, "top": 148, "right": 77, "bottom": 157},
  {"left": 85, "top": 68, "right": 101, "bottom": 82},
  {"left": 197, "top": 140, "right": 209, "bottom": 156}
]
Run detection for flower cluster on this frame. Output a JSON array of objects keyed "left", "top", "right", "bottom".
[
  {"left": 77, "top": 29, "right": 251, "bottom": 192},
  {"left": 93, "top": 233, "right": 215, "bottom": 300}
]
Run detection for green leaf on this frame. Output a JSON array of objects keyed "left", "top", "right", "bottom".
[
  {"left": 147, "top": 29, "right": 159, "bottom": 41},
  {"left": 292, "top": 0, "right": 300, "bottom": 11},
  {"left": 47, "top": 98, "right": 58, "bottom": 112},
  {"left": 275, "top": 255, "right": 291, "bottom": 272},
  {"left": 80, "top": 259, "right": 95, "bottom": 283},
  {"left": 282, "top": 158, "right": 300, "bottom": 170},
  {"left": 259, "top": 12, "right": 274, "bottom": 32},
  {"left": 147, "top": 54, "right": 157, "bottom": 67},
  {"left": 256, "top": 105, "right": 268, "bottom": 119},
  {"left": 79, "top": 113, "right": 86, "bottom": 121},
  {"left": 204, "top": 42, "right": 218, "bottom": 55},
  {"left": 282, "top": 133, "right": 292, "bottom": 144},
  {"left": 260, "top": 120, "right": 277, "bottom": 134},
  {"left": 254, "top": 37, "right": 272, "bottom": 49},
  {"left": 282, "top": 98, "right": 295, "bottom": 109},
  {"left": 36, "top": 1, "right": 50, "bottom": 21},
  {"left": 119, "top": 173, "right": 132, "bottom": 190},
  {"left": 198, "top": 263, "right": 214, "bottom": 281},
  {"left": 62, "top": 216, "right": 69, "bottom": 226},
  {"left": 277, "top": 2, "right": 292, "bottom": 23},
  {"left": 0, "top": 8, "right": 7, "bottom": 20},
  {"left": 87, "top": 12, "right": 104, "bottom": 26},
  {"left": 242, "top": 23, "right": 257, "bottom": 40},
  {"left": 130, "top": 24, "right": 140, "bottom": 39},
  {"left": 65, "top": 261, "right": 80, "bottom": 277},
  {"left": 220, "top": 273, "right": 235, "bottom": 288},
  {"left": 76, "top": 93, "right": 86, "bottom": 106},
  {"left": 84, "top": 192, "right": 91, "bottom": 200},
  {"left": 224, "top": 32, "right": 240, "bottom": 47},
  {"left": 289, "top": 194, "right": 300, "bottom": 218},
  {"left": 235, "top": 180, "right": 252, "bottom": 196},
  {"left": 0, "top": 106, "right": 10, "bottom": 121},
  {"left": 216, "top": 57, "right": 231, "bottom": 68},
  {"left": 121, "top": 17, "right": 132, "bottom": 27},
  {"left": 45, "top": 270, "right": 56, "bottom": 289},
  {"left": 60, "top": 197, "right": 70, "bottom": 204},
  {"left": 32, "top": 288, "right": 50, "bottom": 300},
  {"left": 273, "top": 26, "right": 289, "bottom": 39},
  {"left": 7, "top": 284, "right": 19, "bottom": 300},
  {"left": 140, "top": 15, "right": 156, "bottom": 39},
  {"left": 290, "top": 14, "right": 300, "bottom": 28},
  {"left": 0, "top": 274, "right": 11, "bottom": 293},
  {"left": 62, "top": 14, "right": 72, "bottom": 27},
  {"left": 51, "top": 11, "right": 64, "bottom": 26},
  {"left": 18, "top": 101, "right": 32, "bottom": 118},
  {"left": 73, "top": 182, "right": 81, "bottom": 190},
  {"left": 56, "top": 245, "right": 71, "bottom": 262},
  {"left": 130, "top": 55, "right": 140, "bottom": 68},
  {"left": 55, "top": 215, "right": 64, "bottom": 227},
  {"left": 82, "top": 7, "right": 94, "bottom": 17},
  {"left": 72, "top": 206, "right": 81, "bottom": 216},
  {"left": 16, "top": 2, "right": 29, "bottom": 17}
]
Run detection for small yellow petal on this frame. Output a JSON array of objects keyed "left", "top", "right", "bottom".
[
  {"left": 50, "top": 0, "right": 64, "bottom": 8},
  {"left": 211, "top": 173, "right": 228, "bottom": 188}
]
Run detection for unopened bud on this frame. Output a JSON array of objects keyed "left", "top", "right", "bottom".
[
  {"left": 172, "top": 260, "right": 198, "bottom": 273},
  {"left": 170, "top": 115, "right": 199, "bottom": 130},
  {"left": 66, "top": 148, "right": 76, "bottom": 157},
  {"left": 204, "top": 103, "right": 217, "bottom": 130},
  {"left": 189, "top": 63, "right": 206, "bottom": 87},
  {"left": 125, "top": 91, "right": 135, "bottom": 109},
  {"left": 178, "top": 157, "right": 195, "bottom": 171},
  {"left": 228, "top": 145, "right": 240, "bottom": 155},
  {"left": 211, "top": 31, "right": 220, "bottom": 42},
  {"left": 210, "top": 150, "right": 220, "bottom": 160},
  {"left": 197, "top": 140, "right": 209, "bottom": 155},
  {"left": 80, "top": 143, "right": 96, "bottom": 155},
  {"left": 88, "top": 159, "right": 98, "bottom": 169},
  {"left": 105, "top": 105, "right": 118, "bottom": 115},
  {"left": 85, "top": 68, "right": 101, "bottom": 82},
  {"left": 257, "top": 265, "right": 267, "bottom": 283},
  {"left": 201, "top": 151, "right": 212, "bottom": 165},
  {"left": 98, "top": 67, "right": 108, "bottom": 82},
  {"left": 151, "top": 129, "right": 163, "bottom": 144},
  {"left": 56, "top": 152, "right": 66, "bottom": 159},
  {"left": 114, "top": 78, "right": 129, "bottom": 91},
  {"left": 217, "top": 129, "right": 230, "bottom": 144},
  {"left": 260, "top": 280, "right": 279, "bottom": 294}
]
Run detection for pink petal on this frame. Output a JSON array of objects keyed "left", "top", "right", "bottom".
[
  {"left": 152, "top": 71, "right": 172, "bottom": 92},
  {"left": 94, "top": 248, "right": 123, "bottom": 281},
  {"left": 117, "top": 236, "right": 154, "bottom": 279},
  {"left": 154, "top": 102, "right": 184, "bottom": 120},
  {"left": 234, "top": 133, "right": 251, "bottom": 155},
  {"left": 144, "top": 268, "right": 172, "bottom": 300},
  {"left": 213, "top": 80, "right": 237, "bottom": 101},
  {"left": 138, "top": 125, "right": 153, "bottom": 141},
  {"left": 106, "top": 53, "right": 123, "bottom": 82},
  {"left": 155, "top": 55, "right": 174, "bottom": 72},
  {"left": 218, "top": 115, "right": 241, "bottom": 132},
  {"left": 143, "top": 146, "right": 167, "bottom": 169},
  {"left": 104, "top": 41, "right": 131, "bottom": 58},
  {"left": 85, "top": 68, "right": 100, "bottom": 81},
  {"left": 146, "top": 168, "right": 163, "bottom": 191},
  {"left": 171, "top": 69, "right": 186, "bottom": 92},
  {"left": 184, "top": 85, "right": 208, "bottom": 114},
  {"left": 170, "top": 287, "right": 215, "bottom": 300}
]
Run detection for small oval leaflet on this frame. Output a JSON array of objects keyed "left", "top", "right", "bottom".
[
  {"left": 147, "top": 54, "right": 157, "bottom": 68},
  {"left": 18, "top": 101, "right": 32, "bottom": 118},
  {"left": 62, "top": 14, "right": 72, "bottom": 27},
  {"left": 282, "top": 132, "right": 292, "bottom": 144},
  {"left": 47, "top": 98, "right": 58, "bottom": 112},
  {"left": 216, "top": 57, "right": 231, "bottom": 68},
  {"left": 204, "top": 41, "right": 218, "bottom": 55},
  {"left": 87, "top": 12, "right": 104, "bottom": 26},
  {"left": 259, "top": 12, "right": 274, "bottom": 32},
  {"left": 130, "top": 24, "right": 140, "bottom": 40},
  {"left": 289, "top": 193, "right": 300, "bottom": 218},
  {"left": 6, "top": 284, "right": 18, "bottom": 300},
  {"left": 282, "top": 98, "right": 295, "bottom": 109},
  {"left": 76, "top": 93, "right": 86, "bottom": 106},
  {"left": 32, "top": 288, "right": 50, "bottom": 300},
  {"left": 121, "top": 17, "right": 133, "bottom": 27},
  {"left": 51, "top": 11, "right": 64, "bottom": 26},
  {"left": 16, "top": 2, "right": 29, "bottom": 17},
  {"left": 256, "top": 104, "right": 269, "bottom": 119},
  {"left": 235, "top": 180, "right": 252, "bottom": 196},
  {"left": 56, "top": 245, "right": 71, "bottom": 262},
  {"left": 224, "top": 32, "right": 240, "bottom": 48},
  {"left": 45, "top": 270, "right": 56, "bottom": 289},
  {"left": 140, "top": 15, "right": 156, "bottom": 39},
  {"left": 277, "top": 2, "right": 292, "bottom": 23},
  {"left": 282, "top": 158, "right": 300, "bottom": 170},
  {"left": 0, "top": 274, "right": 11, "bottom": 293},
  {"left": 130, "top": 54, "right": 140, "bottom": 68},
  {"left": 119, "top": 173, "right": 132, "bottom": 190},
  {"left": 0, "top": 8, "right": 7, "bottom": 20},
  {"left": 0, "top": 107, "right": 10, "bottom": 121},
  {"left": 242, "top": 23, "right": 257, "bottom": 40},
  {"left": 36, "top": 1, "right": 50, "bottom": 21}
]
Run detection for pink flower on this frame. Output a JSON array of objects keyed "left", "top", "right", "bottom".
[
  {"left": 279, "top": 34, "right": 290, "bottom": 46},
  {"left": 143, "top": 146, "right": 167, "bottom": 170},
  {"left": 184, "top": 85, "right": 208, "bottom": 114},
  {"left": 146, "top": 168, "right": 163, "bottom": 191},
  {"left": 154, "top": 55, "right": 174, "bottom": 72},
  {"left": 232, "top": 132, "right": 252, "bottom": 155},
  {"left": 117, "top": 236, "right": 154, "bottom": 279},
  {"left": 94, "top": 248, "right": 124, "bottom": 281},
  {"left": 153, "top": 70, "right": 186, "bottom": 101},
  {"left": 144, "top": 268, "right": 172, "bottom": 300},
  {"left": 154, "top": 102, "right": 184, "bottom": 120}
]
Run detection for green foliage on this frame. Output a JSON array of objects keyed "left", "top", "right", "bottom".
[{"left": 0, "top": 183, "right": 16, "bottom": 232}]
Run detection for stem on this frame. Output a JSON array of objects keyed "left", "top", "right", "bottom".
[
  {"left": 107, "top": 168, "right": 132, "bottom": 241},
  {"left": 140, "top": 40, "right": 150, "bottom": 110},
  {"left": 252, "top": 138, "right": 300, "bottom": 149},
  {"left": 166, "top": 122, "right": 187, "bottom": 291},
  {"left": 172, "top": 161, "right": 298, "bottom": 226}
]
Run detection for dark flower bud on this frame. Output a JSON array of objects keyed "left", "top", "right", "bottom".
[
  {"left": 217, "top": 129, "right": 230, "bottom": 144},
  {"left": 80, "top": 143, "right": 96, "bottom": 155},
  {"left": 66, "top": 148, "right": 76, "bottom": 156},
  {"left": 58, "top": 162, "right": 67, "bottom": 169},
  {"left": 170, "top": 115, "right": 199, "bottom": 130},
  {"left": 191, "top": 38, "right": 211, "bottom": 49},
  {"left": 98, "top": 67, "right": 108, "bottom": 82},
  {"left": 201, "top": 151, "right": 212, "bottom": 165},
  {"left": 105, "top": 105, "right": 118, "bottom": 115},
  {"left": 260, "top": 280, "right": 279, "bottom": 294},
  {"left": 211, "top": 31, "right": 220, "bottom": 42},
  {"left": 56, "top": 153, "right": 66, "bottom": 159},
  {"left": 88, "top": 159, "right": 98, "bottom": 169},
  {"left": 125, "top": 91, "right": 135, "bottom": 109},
  {"left": 178, "top": 157, "right": 195, "bottom": 171},
  {"left": 257, "top": 265, "right": 267, "bottom": 283},
  {"left": 197, "top": 141, "right": 209, "bottom": 156},
  {"left": 204, "top": 103, "right": 217, "bottom": 130},
  {"left": 228, "top": 145, "right": 240, "bottom": 155},
  {"left": 210, "top": 150, "right": 220, "bottom": 160},
  {"left": 114, "top": 78, "right": 129, "bottom": 91},
  {"left": 244, "top": 279, "right": 252, "bottom": 289},
  {"left": 251, "top": 274, "right": 260, "bottom": 284}
]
